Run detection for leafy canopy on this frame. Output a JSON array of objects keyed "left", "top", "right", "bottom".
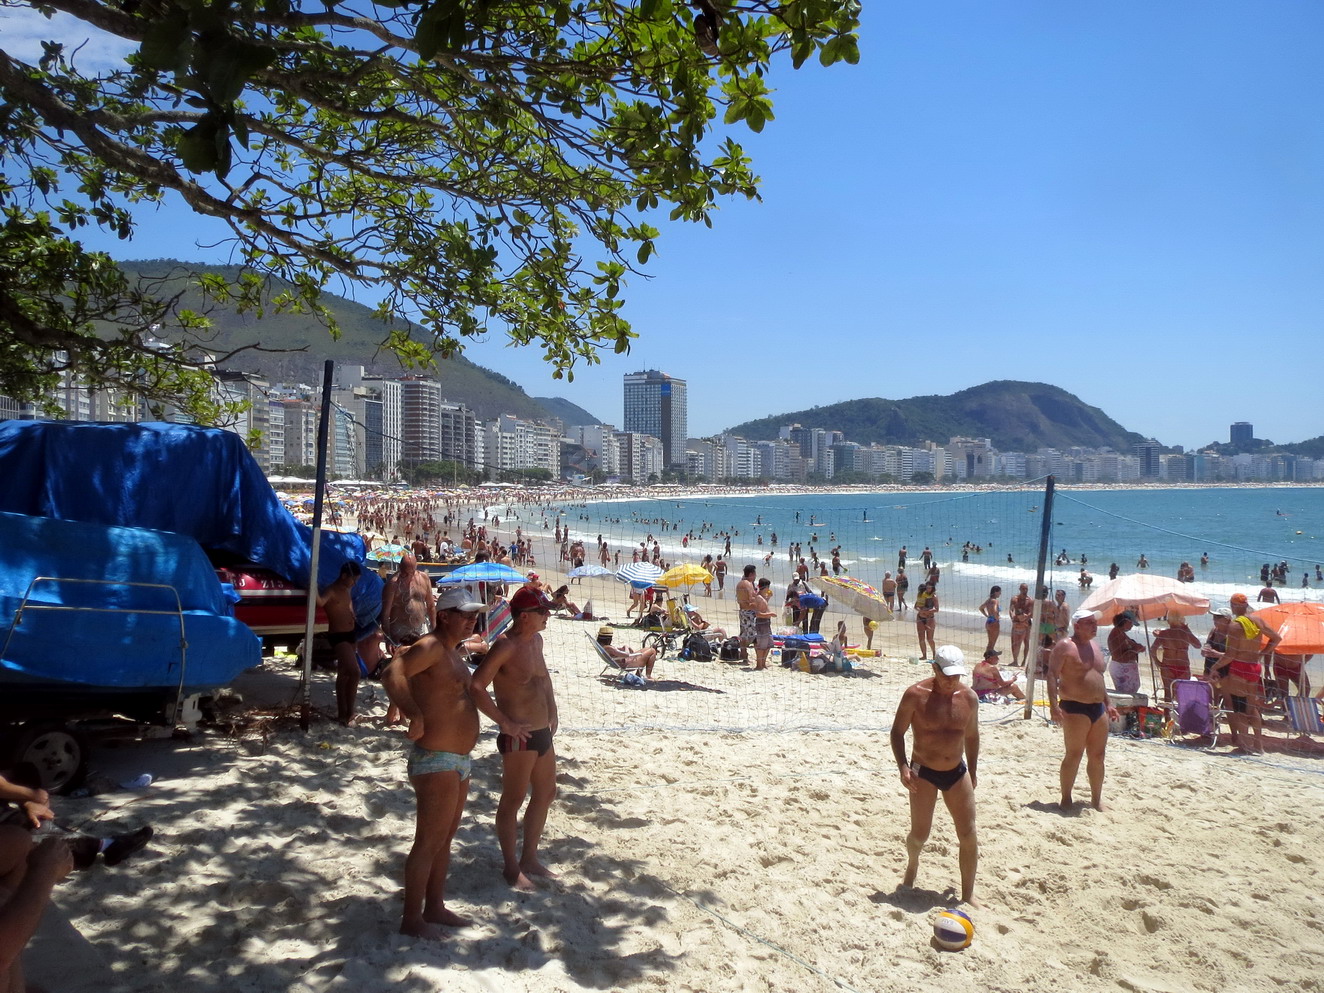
[{"left": 0, "top": 0, "right": 860, "bottom": 420}]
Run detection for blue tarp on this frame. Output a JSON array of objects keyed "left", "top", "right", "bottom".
[
  {"left": 0, "top": 511, "right": 260, "bottom": 691},
  {"left": 0, "top": 420, "right": 366, "bottom": 589}
]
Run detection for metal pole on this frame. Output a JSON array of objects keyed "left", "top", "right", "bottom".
[
  {"left": 1023, "top": 475, "right": 1056, "bottom": 720},
  {"left": 301, "top": 360, "right": 335, "bottom": 731}
]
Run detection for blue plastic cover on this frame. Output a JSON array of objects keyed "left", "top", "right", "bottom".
[
  {"left": 0, "top": 420, "right": 365, "bottom": 589},
  {"left": 0, "top": 511, "right": 260, "bottom": 690}
]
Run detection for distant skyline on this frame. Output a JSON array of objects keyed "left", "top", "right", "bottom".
[{"left": 3, "top": 2, "right": 1321, "bottom": 449}]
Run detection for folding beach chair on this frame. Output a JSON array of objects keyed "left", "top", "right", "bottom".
[
  {"left": 588, "top": 633, "right": 649, "bottom": 685},
  {"left": 1171, "top": 678, "right": 1223, "bottom": 747},
  {"left": 1283, "top": 696, "right": 1324, "bottom": 737}
]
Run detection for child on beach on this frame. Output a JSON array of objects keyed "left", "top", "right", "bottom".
[{"left": 380, "top": 586, "right": 490, "bottom": 937}]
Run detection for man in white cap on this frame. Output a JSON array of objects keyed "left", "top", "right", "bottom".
[
  {"left": 380, "top": 585, "right": 490, "bottom": 937},
  {"left": 889, "top": 644, "right": 982, "bottom": 908},
  {"left": 1047, "top": 609, "right": 1120, "bottom": 811}
]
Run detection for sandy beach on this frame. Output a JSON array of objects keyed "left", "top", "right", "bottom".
[{"left": 27, "top": 491, "right": 1324, "bottom": 992}]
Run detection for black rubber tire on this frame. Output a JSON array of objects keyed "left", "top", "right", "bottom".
[{"left": 11, "top": 722, "right": 89, "bottom": 794}]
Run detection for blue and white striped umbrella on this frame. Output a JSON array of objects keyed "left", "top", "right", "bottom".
[{"left": 615, "top": 562, "right": 664, "bottom": 588}]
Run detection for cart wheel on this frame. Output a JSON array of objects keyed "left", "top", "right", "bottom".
[{"left": 12, "top": 722, "right": 89, "bottom": 794}]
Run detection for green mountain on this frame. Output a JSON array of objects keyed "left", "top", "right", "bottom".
[
  {"left": 533, "top": 396, "right": 601, "bottom": 427},
  {"left": 119, "top": 260, "right": 562, "bottom": 422},
  {"left": 725, "top": 381, "right": 1149, "bottom": 452}
]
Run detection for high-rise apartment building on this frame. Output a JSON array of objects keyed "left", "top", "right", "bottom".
[
  {"left": 1230, "top": 422, "right": 1253, "bottom": 446},
  {"left": 623, "top": 369, "right": 687, "bottom": 467}
]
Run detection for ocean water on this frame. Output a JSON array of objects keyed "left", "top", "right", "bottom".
[{"left": 566, "top": 485, "right": 1324, "bottom": 615}]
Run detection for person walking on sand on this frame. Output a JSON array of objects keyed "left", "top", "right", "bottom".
[
  {"left": 470, "top": 586, "right": 560, "bottom": 889},
  {"left": 913, "top": 582, "right": 938, "bottom": 660},
  {"left": 1047, "top": 609, "right": 1120, "bottom": 811},
  {"left": 381, "top": 587, "right": 496, "bottom": 937},
  {"left": 889, "top": 645, "right": 982, "bottom": 908}
]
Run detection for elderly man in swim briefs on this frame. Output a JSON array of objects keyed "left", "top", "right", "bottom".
[
  {"left": 381, "top": 586, "right": 512, "bottom": 937},
  {"left": 890, "top": 645, "right": 982, "bottom": 908},
  {"left": 1221, "top": 592, "right": 1282, "bottom": 753},
  {"left": 1048, "top": 609, "right": 1120, "bottom": 811},
  {"left": 470, "top": 586, "right": 560, "bottom": 890}
]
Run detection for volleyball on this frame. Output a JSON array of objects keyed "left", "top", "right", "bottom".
[{"left": 933, "top": 908, "right": 975, "bottom": 950}]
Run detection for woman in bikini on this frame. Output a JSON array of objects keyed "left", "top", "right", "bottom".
[
  {"left": 914, "top": 582, "right": 938, "bottom": 660},
  {"left": 979, "top": 585, "right": 1002, "bottom": 654}
]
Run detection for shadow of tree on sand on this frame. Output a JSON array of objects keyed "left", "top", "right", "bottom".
[{"left": 60, "top": 714, "right": 690, "bottom": 992}]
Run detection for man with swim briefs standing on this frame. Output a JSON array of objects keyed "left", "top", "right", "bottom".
[
  {"left": 1223, "top": 592, "right": 1282, "bottom": 753},
  {"left": 380, "top": 586, "right": 493, "bottom": 937},
  {"left": 382, "top": 553, "right": 436, "bottom": 649},
  {"left": 470, "top": 586, "right": 558, "bottom": 889},
  {"left": 318, "top": 561, "right": 363, "bottom": 725},
  {"left": 1048, "top": 609, "right": 1120, "bottom": 811},
  {"left": 890, "top": 645, "right": 982, "bottom": 908}
]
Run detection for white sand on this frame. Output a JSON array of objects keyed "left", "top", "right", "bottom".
[{"left": 40, "top": 605, "right": 1324, "bottom": 993}]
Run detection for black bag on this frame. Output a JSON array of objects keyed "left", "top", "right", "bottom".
[
  {"left": 718, "top": 637, "right": 742, "bottom": 661},
  {"left": 681, "top": 632, "right": 713, "bottom": 661}
]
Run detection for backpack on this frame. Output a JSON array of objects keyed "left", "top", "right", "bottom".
[
  {"left": 681, "top": 632, "right": 713, "bottom": 662},
  {"left": 718, "top": 638, "right": 742, "bottom": 661}
]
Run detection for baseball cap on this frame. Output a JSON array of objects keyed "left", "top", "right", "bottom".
[
  {"left": 983, "top": 648, "right": 1001, "bottom": 658},
  {"left": 1230, "top": 593, "right": 1249, "bottom": 605},
  {"left": 934, "top": 645, "right": 967, "bottom": 676},
  {"left": 509, "top": 587, "right": 553, "bottom": 614},
  {"left": 1071, "top": 608, "right": 1099, "bottom": 624},
  {"left": 436, "top": 587, "right": 485, "bottom": 612},
  {"left": 526, "top": 572, "right": 539, "bottom": 581},
  {"left": 1117, "top": 609, "right": 1140, "bottom": 624},
  {"left": 1213, "top": 607, "right": 1233, "bottom": 619}
]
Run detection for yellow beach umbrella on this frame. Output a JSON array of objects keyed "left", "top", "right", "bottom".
[{"left": 658, "top": 563, "right": 715, "bottom": 588}]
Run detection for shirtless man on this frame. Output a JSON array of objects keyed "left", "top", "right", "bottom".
[
  {"left": 889, "top": 645, "right": 981, "bottom": 908},
  {"left": 1051, "top": 589, "right": 1071, "bottom": 642},
  {"left": 318, "top": 561, "right": 363, "bottom": 724},
  {"left": 735, "top": 565, "right": 758, "bottom": 663},
  {"left": 470, "top": 586, "right": 558, "bottom": 889},
  {"left": 382, "top": 553, "right": 436, "bottom": 650},
  {"left": 1047, "top": 609, "right": 1119, "bottom": 811},
  {"left": 380, "top": 587, "right": 490, "bottom": 937},
  {"left": 881, "top": 571, "right": 897, "bottom": 613},
  {"left": 1222, "top": 592, "right": 1282, "bottom": 753}
]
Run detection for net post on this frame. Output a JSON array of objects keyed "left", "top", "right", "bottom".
[{"left": 1023, "top": 475, "right": 1056, "bottom": 719}]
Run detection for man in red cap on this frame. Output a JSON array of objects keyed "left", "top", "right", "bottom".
[
  {"left": 470, "top": 586, "right": 557, "bottom": 889},
  {"left": 1222, "top": 593, "right": 1282, "bottom": 753}
]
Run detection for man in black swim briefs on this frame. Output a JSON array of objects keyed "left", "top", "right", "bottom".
[
  {"left": 318, "top": 561, "right": 363, "bottom": 725},
  {"left": 1048, "top": 609, "right": 1120, "bottom": 811},
  {"left": 470, "top": 586, "right": 560, "bottom": 890},
  {"left": 889, "top": 645, "right": 983, "bottom": 908}
]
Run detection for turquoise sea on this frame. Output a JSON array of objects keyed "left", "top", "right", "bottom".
[{"left": 566, "top": 484, "right": 1324, "bottom": 617}]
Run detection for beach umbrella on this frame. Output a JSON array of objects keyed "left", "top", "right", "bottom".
[
  {"left": 366, "top": 542, "right": 408, "bottom": 563},
  {"left": 819, "top": 575, "right": 896, "bottom": 622},
  {"left": 1078, "top": 574, "right": 1209, "bottom": 624},
  {"left": 567, "top": 564, "right": 613, "bottom": 579},
  {"left": 616, "top": 562, "right": 664, "bottom": 588},
  {"left": 436, "top": 561, "right": 527, "bottom": 584},
  {"left": 1253, "top": 601, "right": 1324, "bottom": 654},
  {"left": 658, "top": 563, "right": 714, "bottom": 588}
]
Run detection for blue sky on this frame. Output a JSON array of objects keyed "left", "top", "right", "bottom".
[{"left": 4, "top": 1, "right": 1322, "bottom": 448}]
